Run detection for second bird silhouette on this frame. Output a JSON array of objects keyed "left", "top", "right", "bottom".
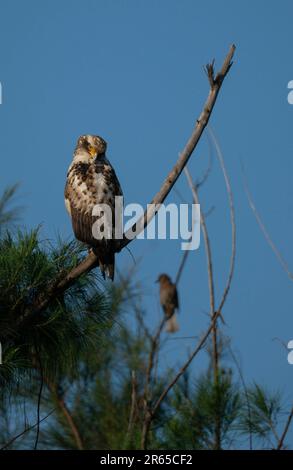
[{"left": 157, "top": 274, "right": 179, "bottom": 333}]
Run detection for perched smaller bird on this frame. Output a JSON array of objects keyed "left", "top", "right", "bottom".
[{"left": 156, "top": 274, "right": 179, "bottom": 333}]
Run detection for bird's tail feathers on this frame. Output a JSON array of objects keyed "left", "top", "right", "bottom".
[
  {"left": 93, "top": 247, "right": 115, "bottom": 281},
  {"left": 165, "top": 314, "right": 179, "bottom": 333}
]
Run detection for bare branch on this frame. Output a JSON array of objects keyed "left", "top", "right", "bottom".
[
  {"left": 243, "top": 167, "right": 293, "bottom": 282},
  {"left": 46, "top": 380, "right": 84, "bottom": 450},
  {"left": 151, "top": 310, "right": 222, "bottom": 418},
  {"left": 228, "top": 344, "right": 253, "bottom": 450},
  {"left": 140, "top": 118, "right": 237, "bottom": 450},
  {"left": 54, "top": 393, "right": 84, "bottom": 450},
  {"left": 126, "top": 370, "right": 137, "bottom": 444},
  {"left": 144, "top": 318, "right": 166, "bottom": 398},
  {"left": 174, "top": 147, "right": 214, "bottom": 287},
  {"left": 141, "top": 317, "right": 165, "bottom": 449},
  {"left": 185, "top": 165, "right": 221, "bottom": 449},
  {"left": 120, "top": 45, "right": 235, "bottom": 251},
  {"left": 140, "top": 311, "right": 222, "bottom": 449},
  {"left": 173, "top": 141, "right": 213, "bottom": 204},
  {"left": 175, "top": 249, "right": 190, "bottom": 286},
  {"left": 174, "top": 189, "right": 199, "bottom": 286},
  {"left": 276, "top": 406, "right": 293, "bottom": 450},
  {"left": 0, "top": 409, "right": 55, "bottom": 450},
  {"left": 208, "top": 127, "right": 236, "bottom": 313},
  {"left": 20, "top": 45, "right": 235, "bottom": 325},
  {"left": 141, "top": 222, "right": 204, "bottom": 448},
  {"left": 206, "top": 59, "right": 216, "bottom": 88},
  {"left": 195, "top": 139, "right": 214, "bottom": 189},
  {"left": 184, "top": 167, "right": 216, "bottom": 316}
]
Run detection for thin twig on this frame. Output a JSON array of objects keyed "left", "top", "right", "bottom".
[
  {"left": 141, "top": 159, "right": 214, "bottom": 448},
  {"left": 276, "top": 406, "right": 293, "bottom": 450},
  {"left": 20, "top": 45, "right": 235, "bottom": 325},
  {"left": 174, "top": 190, "right": 199, "bottom": 286},
  {"left": 208, "top": 127, "right": 236, "bottom": 314},
  {"left": 141, "top": 317, "right": 166, "bottom": 449},
  {"left": 140, "top": 311, "right": 222, "bottom": 450},
  {"left": 142, "top": 219, "right": 203, "bottom": 450},
  {"left": 144, "top": 318, "right": 166, "bottom": 397},
  {"left": 0, "top": 409, "right": 55, "bottom": 450},
  {"left": 55, "top": 394, "right": 84, "bottom": 450},
  {"left": 242, "top": 166, "right": 293, "bottom": 282},
  {"left": 127, "top": 371, "right": 137, "bottom": 436},
  {"left": 34, "top": 363, "right": 43, "bottom": 449},
  {"left": 175, "top": 249, "right": 190, "bottom": 286},
  {"left": 47, "top": 380, "right": 84, "bottom": 450},
  {"left": 184, "top": 166, "right": 220, "bottom": 449},
  {"left": 184, "top": 167, "right": 216, "bottom": 318},
  {"left": 120, "top": 45, "right": 235, "bottom": 251},
  {"left": 195, "top": 137, "right": 214, "bottom": 190},
  {"left": 228, "top": 344, "right": 253, "bottom": 450},
  {"left": 152, "top": 311, "right": 222, "bottom": 418},
  {"left": 33, "top": 339, "right": 44, "bottom": 450}
]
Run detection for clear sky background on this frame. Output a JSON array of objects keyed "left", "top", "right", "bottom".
[{"left": 0, "top": 0, "right": 293, "bottom": 447}]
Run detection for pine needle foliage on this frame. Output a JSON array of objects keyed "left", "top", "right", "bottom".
[{"left": 0, "top": 186, "right": 290, "bottom": 450}]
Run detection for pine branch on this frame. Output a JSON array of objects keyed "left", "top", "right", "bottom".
[
  {"left": 276, "top": 406, "right": 293, "bottom": 450},
  {"left": 45, "top": 377, "right": 84, "bottom": 450},
  {"left": 0, "top": 410, "right": 55, "bottom": 450},
  {"left": 141, "top": 310, "right": 223, "bottom": 449},
  {"left": 18, "top": 44, "right": 236, "bottom": 326}
]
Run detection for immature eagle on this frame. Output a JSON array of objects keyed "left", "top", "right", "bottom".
[
  {"left": 64, "top": 134, "right": 123, "bottom": 280},
  {"left": 157, "top": 274, "right": 179, "bottom": 333}
]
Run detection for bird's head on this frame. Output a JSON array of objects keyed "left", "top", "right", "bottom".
[
  {"left": 156, "top": 273, "right": 172, "bottom": 285},
  {"left": 76, "top": 134, "right": 107, "bottom": 159}
]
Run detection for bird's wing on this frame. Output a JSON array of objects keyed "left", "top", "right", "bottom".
[
  {"left": 160, "top": 283, "right": 178, "bottom": 309},
  {"left": 172, "top": 285, "right": 179, "bottom": 310},
  {"left": 167, "top": 284, "right": 179, "bottom": 310},
  {"left": 65, "top": 160, "right": 123, "bottom": 247},
  {"left": 95, "top": 160, "right": 123, "bottom": 198},
  {"left": 95, "top": 161, "right": 123, "bottom": 248},
  {"left": 65, "top": 175, "right": 97, "bottom": 245}
]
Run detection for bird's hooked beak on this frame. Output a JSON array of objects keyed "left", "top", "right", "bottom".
[{"left": 88, "top": 145, "right": 97, "bottom": 158}]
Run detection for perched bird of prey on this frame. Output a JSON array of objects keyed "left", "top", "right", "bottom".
[
  {"left": 64, "top": 134, "right": 123, "bottom": 280},
  {"left": 157, "top": 274, "right": 179, "bottom": 333}
]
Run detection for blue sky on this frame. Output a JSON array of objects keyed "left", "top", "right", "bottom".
[{"left": 0, "top": 0, "right": 293, "bottom": 446}]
